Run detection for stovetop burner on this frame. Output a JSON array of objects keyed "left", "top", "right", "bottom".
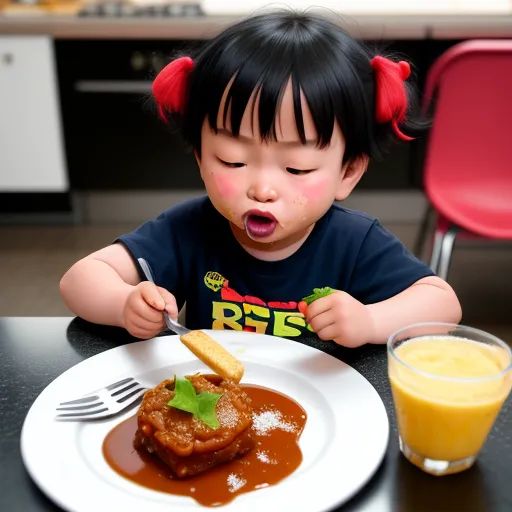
[{"left": 78, "top": 2, "right": 203, "bottom": 17}]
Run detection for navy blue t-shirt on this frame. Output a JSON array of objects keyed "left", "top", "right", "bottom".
[{"left": 116, "top": 195, "right": 434, "bottom": 339}]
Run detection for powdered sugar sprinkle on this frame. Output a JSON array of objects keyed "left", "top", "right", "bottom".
[
  {"left": 227, "top": 473, "right": 247, "bottom": 493},
  {"left": 216, "top": 402, "right": 240, "bottom": 429},
  {"left": 256, "top": 450, "right": 277, "bottom": 464},
  {"left": 252, "top": 408, "right": 297, "bottom": 436}
]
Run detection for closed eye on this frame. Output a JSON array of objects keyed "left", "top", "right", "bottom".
[
  {"left": 286, "top": 167, "right": 316, "bottom": 176},
  {"left": 217, "top": 158, "right": 246, "bottom": 168}
]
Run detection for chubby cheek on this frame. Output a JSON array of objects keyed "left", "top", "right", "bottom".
[
  {"left": 202, "top": 169, "right": 241, "bottom": 224},
  {"left": 295, "top": 176, "right": 332, "bottom": 208},
  {"left": 201, "top": 169, "right": 237, "bottom": 200},
  {"left": 206, "top": 171, "right": 237, "bottom": 199},
  {"left": 286, "top": 177, "right": 333, "bottom": 227}
]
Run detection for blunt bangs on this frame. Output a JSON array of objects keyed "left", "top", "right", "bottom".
[{"left": 173, "top": 10, "right": 421, "bottom": 161}]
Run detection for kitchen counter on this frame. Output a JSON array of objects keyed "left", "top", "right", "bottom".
[{"left": 1, "top": 2, "right": 512, "bottom": 40}]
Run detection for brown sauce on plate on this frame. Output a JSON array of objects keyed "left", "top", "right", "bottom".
[{"left": 103, "top": 384, "right": 307, "bottom": 507}]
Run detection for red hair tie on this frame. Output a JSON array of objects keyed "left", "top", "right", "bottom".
[
  {"left": 371, "top": 56, "right": 413, "bottom": 141},
  {"left": 152, "top": 56, "right": 194, "bottom": 119}
]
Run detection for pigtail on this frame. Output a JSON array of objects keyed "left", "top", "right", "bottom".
[
  {"left": 152, "top": 56, "right": 194, "bottom": 120},
  {"left": 371, "top": 56, "right": 413, "bottom": 141}
]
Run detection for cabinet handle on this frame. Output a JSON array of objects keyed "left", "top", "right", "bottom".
[
  {"left": 74, "top": 80, "right": 152, "bottom": 94},
  {"left": 1, "top": 53, "right": 14, "bottom": 66}
]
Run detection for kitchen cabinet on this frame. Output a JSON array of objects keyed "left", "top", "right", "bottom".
[{"left": 0, "top": 36, "right": 68, "bottom": 193}]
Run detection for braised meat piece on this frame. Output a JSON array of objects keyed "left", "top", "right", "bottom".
[{"left": 134, "top": 374, "right": 254, "bottom": 478}]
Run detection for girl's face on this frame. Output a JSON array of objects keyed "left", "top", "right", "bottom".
[{"left": 198, "top": 80, "right": 366, "bottom": 260}]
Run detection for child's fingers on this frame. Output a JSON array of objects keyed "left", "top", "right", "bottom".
[
  {"left": 315, "top": 323, "right": 340, "bottom": 343},
  {"left": 156, "top": 286, "right": 179, "bottom": 319},
  {"left": 129, "top": 315, "right": 164, "bottom": 333},
  {"left": 305, "top": 295, "right": 333, "bottom": 321},
  {"left": 309, "top": 309, "right": 336, "bottom": 334},
  {"left": 128, "top": 321, "right": 163, "bottom": 340},
  {"left": 131, "top": 298, "right": 165, "bottom": 324},
  {"left": 139, "top": 281, "right": 166, "bottom": 310}
]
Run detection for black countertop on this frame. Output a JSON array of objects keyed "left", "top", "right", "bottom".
[{"left": 1, "top": 317, "right": 511, "bottom": 512}]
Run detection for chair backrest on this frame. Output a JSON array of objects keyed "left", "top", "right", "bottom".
[{"left": 422, "top": 40, "right": 512, "bottom": 194}]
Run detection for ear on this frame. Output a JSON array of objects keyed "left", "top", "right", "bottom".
[{"left": 335, "top": 155, "right": 369, "bottom": 201}]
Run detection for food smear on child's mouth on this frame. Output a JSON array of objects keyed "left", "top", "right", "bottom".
[
  {"left": 244, "top": 210, "right": 277, "bottom": 239},
  {"left": 102, "top": 376, "right": 307, "bottom": 507}
]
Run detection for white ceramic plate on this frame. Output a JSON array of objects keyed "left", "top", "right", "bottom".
[{"left": 21, "top": 330, "right": 389, "bottom": 512}]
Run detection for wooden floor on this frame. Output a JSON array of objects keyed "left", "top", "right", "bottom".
[{"left": 2, "top": 221, "right": 512, "bottom": 344}]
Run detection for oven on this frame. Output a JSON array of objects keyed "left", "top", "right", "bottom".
[{"left": 55, "top": 39, "right": 203, "bottom": 191}]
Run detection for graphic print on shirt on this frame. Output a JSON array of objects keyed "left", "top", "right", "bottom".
[{"left": 203, "top": 271, "right": 313, "bottom": 337}]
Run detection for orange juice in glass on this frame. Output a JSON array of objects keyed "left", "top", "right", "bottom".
[{"left": 388, "top": 322, "right": 512, "bottom": 476}]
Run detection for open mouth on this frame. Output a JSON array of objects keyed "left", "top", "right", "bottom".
[{"left": 243, "top": 210, "right": 278, "bottom": 239}]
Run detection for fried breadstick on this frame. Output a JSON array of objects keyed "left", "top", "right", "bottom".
[{"left": 180, "top": 330, "right": 244, "bottom": 383}]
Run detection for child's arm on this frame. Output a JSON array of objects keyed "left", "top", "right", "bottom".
[
  {"left": 60, "top": 244, "right": 177, "bottom": 337},
  {"left": 304, "top": 276, "right": 461, "bottom": 348},
  {"left": 365, "top": 276, "right": 461, "bottom": 342},
  {"left": 60, "top": 244, "right": 137, "bottom": 326}
]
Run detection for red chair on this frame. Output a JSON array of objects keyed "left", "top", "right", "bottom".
[{"left": 415, "top": 40, "right": 512, "bottom": 280}]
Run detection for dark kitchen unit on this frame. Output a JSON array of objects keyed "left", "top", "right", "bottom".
[{"left": 55, "top": 39, "right": 203, "bottom": 191}]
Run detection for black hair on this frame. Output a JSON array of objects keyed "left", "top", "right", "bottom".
[{"left": 162, "top": 9, "right": 426, "bottom": 163}]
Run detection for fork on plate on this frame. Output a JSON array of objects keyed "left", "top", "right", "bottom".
[{"left": 55, "top": 377, "right": 147, "bottom": 421}]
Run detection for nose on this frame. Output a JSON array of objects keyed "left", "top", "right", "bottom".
[{"left": 247, "top": 173, "right": 278, "bottom": 203}]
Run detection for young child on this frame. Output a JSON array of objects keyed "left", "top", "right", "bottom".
[{"left": 60, "top": 10, "right": 461, "bottom": 347}]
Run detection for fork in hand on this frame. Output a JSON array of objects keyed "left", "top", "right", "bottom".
[
  {"left": 55, "top": 377, "right": 147, "bottom": 421},
  {"left": 56, "top": 258, "right": 185, "bottom": 421},
  {"left": 137, "top": 257, "right": 190, "bottom": 336}
]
